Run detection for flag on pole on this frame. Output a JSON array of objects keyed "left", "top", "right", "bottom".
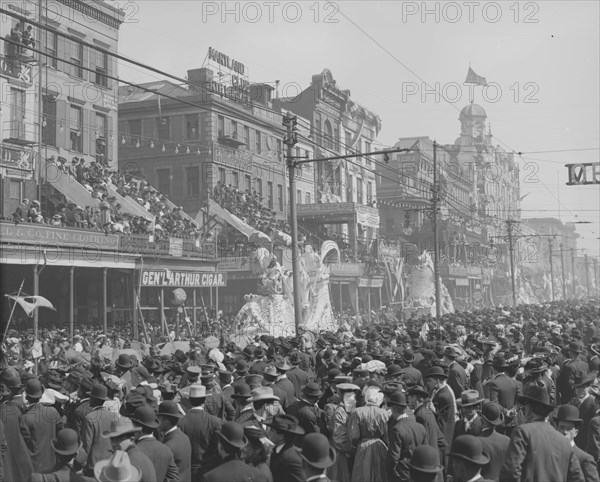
[
  {"left": 464, "top": 67, "right": 487, "bottom": 86},
  {"left": 6, "top": 295, "right": 56, "bottom": 317}
]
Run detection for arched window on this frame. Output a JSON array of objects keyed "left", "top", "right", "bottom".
[{"left": 324, "top": 119, "right": 333, "bottom": 149}]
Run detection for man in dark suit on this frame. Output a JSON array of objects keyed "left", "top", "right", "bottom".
[
  {"left": 558, "top": 341, "right": 589, "bottom": 404},
  {"left": 424, "top": 366, "right": 457, "bottom": 456},
  {"left": 1, "top": 371, "right": 34, "bottom": 481},
  {"left": 454, "top": 390, "right": 484, "bottom": 438},
  {"left": 274, "top": 360, "right": 296, "bottom": 404},
  {"left": 387, "top": 391, "right": 428, "bottom": 481},
  {"left": 158, "top": 401, "right": 192, "bottom": 482},
  {"left": 400, "top": 349, "right": 424, "bottom": 387},
  {"left": 500, "top": 384, "right": 584, "bottom": 482},
  {"left": 218, "top": 371, "right": 234, "bottom": 404},
  {"left": 31, "top": 428, "right": 93, "bottom": 482},
  {"left": 201, "top": 373, "right": 235, "bottom": 421},
  {"left": 200, "top": 422, "right": 269, "bottom": 482},
  {"left": 262, "top": 365, "right": 290, "bottom": 409},
  {"left": 20, "top": 379, "right": 65, "bottom": 474},
  {"left": 178, "top": 384, "right": 223, "bottom": 479},
  {"left": 477, "top": 402, "right": 510, "bottom": 482},
  {"left": 408, "top": 385, "right": 446, "bottom": 465},
  {"left": 286, "top": 351, "right": 310, "bottom": 399},
  {"left": 487, "top": 353, "right": 521, "bottom": 413},
  {"left": 554, "top": 404, "right": 600, "bottom": 482},
  {"left": 572, "top": 372, "right": 598, "bottom": 450},
  {"left": 444, "top": 347, "right": 468, "bottom": 399},
  {"left": 266, "top": 414, "right": 306, "bottom": 482},
  {"left": 131, "top": 405, "right": 180, "bottom": 482}
]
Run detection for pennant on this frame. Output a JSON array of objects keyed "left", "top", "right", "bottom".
[
  {"left": 464, "top": 67, "right": 487, "bottom": 86},
  {"left": 6, "top": 295, "right": 56, "bottom": 317}
]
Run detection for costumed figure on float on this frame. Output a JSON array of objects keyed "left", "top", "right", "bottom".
[
  {"left": 234, "top": 242, "right": 341, "bottom": 341},
  {"left": 405, "top": 250, "right": 455, "bottom": 317}
]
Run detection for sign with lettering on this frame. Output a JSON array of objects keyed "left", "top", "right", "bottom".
[
  {"left": 0, "top": 222, "right": 119, "bottom": 250},
  {"left": 141, "top": 269, "right": 227, "bottom": 287},
  {"left": 206, "top": 47, "right": 250, "bottom": 107},
  {"left": 358, "top": 277, "right": 384, "bottom": 288},
  {"left": 168, "top": 237, "right": 183, "bottom": 257},
  {"left": 566, "top": 163, "right": 600, "bottom": 185},
  {"left": 1, "top": 145, "right": 33, "bottom": 179},
  {"left": 217, "top": 256, "right": 250, "bottom": 271},
  {"left": 329, "top": 263, "right": 364, "bottom": 277},
  {"left": 297, "top": 202, "right": 355, "bottom": 216},
  {"left": 0, "top": 55, "right": 33, "bottom": 84},
  {"left": 214, "top": 144, "right": 252, "bottom": 171}
]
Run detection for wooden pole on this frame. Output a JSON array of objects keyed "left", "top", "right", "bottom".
[
  {"left": 2, "top": 279, "right": 25, "bottom": 341},
  {"left": 69, "top": 267, "right": 74, "bottom": 339},
  {"left": 102, "top": 268, "right": 108, "bottom": 334}
]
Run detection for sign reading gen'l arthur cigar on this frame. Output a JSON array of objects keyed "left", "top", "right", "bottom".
[{"left": 141, "top": 269, "right": 227, "bottom": 287}]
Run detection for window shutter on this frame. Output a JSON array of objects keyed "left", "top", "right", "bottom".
[
  {"left": 57, "top": 36, "right": 67, "bottom": 75},
  {"left": 55, "top": 100, "right": 68, "bottom": 148},
  {"left": 88, "top": 45, "right": 96, "bottom": 85},
  {"left": 81, "top": 44, "right": 88, "bottom": 82},
  {"left": 82, "top": 108, "right": 90, "bottom": 155},
  {"left": 106, "top": 115, "right": 114, "bottom": 167}
]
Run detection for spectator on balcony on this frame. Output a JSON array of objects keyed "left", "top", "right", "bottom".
[
  {"left": 13, "top": 198, "right": 29, "bottom": 225},
  {"left": 28, "top": 200, "right": 43, "bottom": 223},
  {"left": 22, "top": 25, "right": 35, "bottom": 49},
  {"left": 55, "top": 206, "right": 68, "bottom": 226},
  {"left": 74, "top": 206, "right": 88, "bottom": 229},
  {"left": 50, "top": 214, "right": 63, "bottom": 227},
  {"left": 99, "top": 202, "right": 112, "bottom": 233}
]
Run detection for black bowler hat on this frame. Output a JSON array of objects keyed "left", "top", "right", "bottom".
[
  {"left": 423, "top": 366, "right": 448, "bottom": 380},
  {"left": 300, "top": 433, "right": 336, "bottom": 469},
  {"left": 450, "top": 435, "right": 490, "bottom": 465},
  {"left": 51, "top": 428, "right": 82, "bottom": 456},
  {"left": 408, "top": 445, "right": 443, "bottom": 474},
  {"left": 554, "top": 404, "right": 582, "bottom": 426}
]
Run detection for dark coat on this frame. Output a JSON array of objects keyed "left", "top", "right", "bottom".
[
  {"left": 447, "top": 361, "right": 468, "bottom": 399},
  {"left": 31, "top": 463, "right": 95, "bottom": 482},
  {"left": 274, "top": 378, "right": 296, "bottom": 405},
  {"left": 478, "top": 428, "right": 510, "bottom": 482},
  {"left": 136, "top": 436, "right": 180, "bottom": 482},
  {"left": 285, "top": 367, "right": 310, "bottom": 400},
  {"left": 431, "top": 385, "right": 456, "bottom": 448},
  {"left": 201, "top": 457, "right": 270, "bottom": 482},
  {"left": 387, "top": 415, "right": 428, "bottom": 482},
  {"left": 270, "top": 443, "right": 305, "bottom": 482},
  {"left": 500, "top": 421, "right": 585, "bottom": 482},
  {"left": 72, "top": 399, "right": 92, "bottom": 433},
  {"left": 20, "top": 403, "right": 65, "bottom": 473},
  {"left": 574, "top": 444, "right": 600, "bottom": 482},
  {"left": 285, "top": 399, "right": 325, "bottom": 435},
  {"left": 558, "top": 358, "right": 589, "bottom": 404},
  {"left": 574, "top": 396, "right": 597, "bottom": 450},
  {"left": 414, "top": 404, "right": 446, "bottom": 463},
  {"left": 178, "top": 408, "right": 222, "bottom": 476},
  {"left": 1, "top": 398, "right": 34, "bottom": 481},
  {"left": 487, "top": 373, "right": 520, "bottom": 411},
  {"left": 400, "top": 366, "right": 423, "bottom": 387},
  {"left": 205, "top": 392, "right": 235, "bottom": 422},
  {"left": 586, "top": 414, "right": 600, "bottom": 464},
  {"left": 126, "top": 445, "right": 158, "bottom": 482},
  {"left": 163, "top": 427, "right": 192, "bottom": 482},
  {"left": 79, "top": 406, "right": 118, "bottom": 471}
]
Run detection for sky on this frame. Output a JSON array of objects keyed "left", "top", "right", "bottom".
[{"left": 116, "top": 0, "right": 600, "bottom": 259}]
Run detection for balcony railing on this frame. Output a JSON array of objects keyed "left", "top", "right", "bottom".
[{"left": 0, "top": 220, "right": 217, "bottom": 260}]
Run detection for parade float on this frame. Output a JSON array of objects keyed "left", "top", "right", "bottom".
[
  {"left": 233, "top": 241, "right": 341, "bottom": 340},
  {"left": 403, "top": 251, "right": 455, "bottom": 317}
]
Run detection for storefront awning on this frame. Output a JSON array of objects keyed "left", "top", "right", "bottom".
[{"left": 204, "top": 200, "right": 271, "bottom": 245}]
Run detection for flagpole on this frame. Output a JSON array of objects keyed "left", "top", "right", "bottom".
[{"left": 2, "top": 279, "right": 25, "bottom": 341}]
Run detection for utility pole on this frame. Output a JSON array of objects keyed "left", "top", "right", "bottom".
[
  {"left": 585, "top": 253, "right": 591, "bottom": 297},
  {"left": 283, "top": 112, "right": 302, "bottom": 333},
  {"left": 432, "top": 141, "right": 442, "bottom": 318},
  {"left": 548, "top": 238, "right": 555, "bottom": 301},
  {"left": 506, "top": 219, "right": 517, "bottom": 306},
  {"left": 560, "top": 243, "right": 567, "bottom": 300},
  {"left": 571, "top": 248, "right": 577, "bottom": 298}
]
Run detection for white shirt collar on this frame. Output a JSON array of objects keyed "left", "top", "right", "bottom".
[
  {"left": 465, "top": 473, "right": 483, "bottom": 482},
  {"left": 164, "top": 426, "right": 177, "bottom": 436},
  {"left": 138, "top": 434, "right": 154, "bottom": 441}
]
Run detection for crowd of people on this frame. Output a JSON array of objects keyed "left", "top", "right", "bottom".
[
  {"left": 12, "top": 156, "right": 201, "bottom": 241},
  {"left": 213, "top": 181, "right": 291, "bottom": 237},
  {"left": 2, "top": 298, "right": 600, "bottom": 481}
]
